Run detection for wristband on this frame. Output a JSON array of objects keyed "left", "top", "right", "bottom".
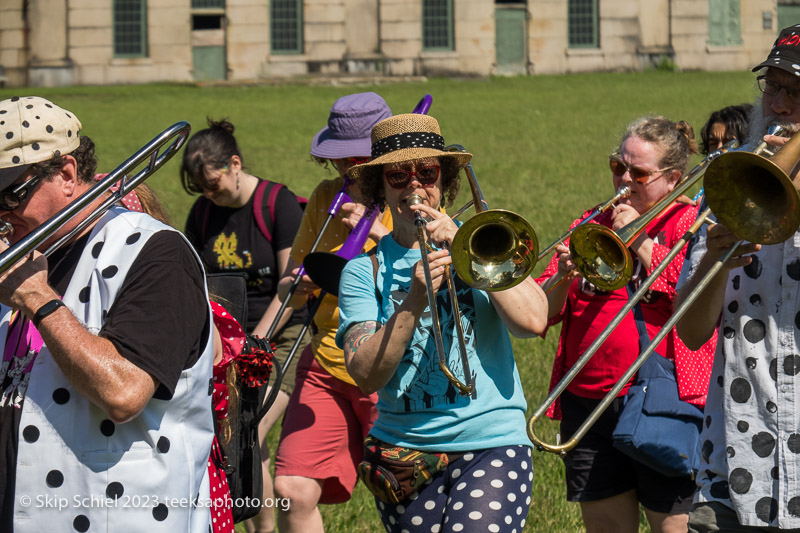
[{"left": 32, "top": 299, "right": 66, "bottom": 328}]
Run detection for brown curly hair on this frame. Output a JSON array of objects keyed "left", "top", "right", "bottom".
[{"left": 29, "top": 136, "right": 97, "bottom": 184}]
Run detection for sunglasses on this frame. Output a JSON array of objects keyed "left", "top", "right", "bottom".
[
  {"left": 608, "top": 155, "right": 673, "bottom": 184},
  {"left": 187, "top": 165, "right": 228, "bottom": 194},
  {"left": 332, "top": 157, "right": 370, "bottom": 166},
  {"left": 0, "top": 174, "right": 43, "bottom": 211},
  {"left": 384, "top": 165, "right": 441, "bottom": 189}
]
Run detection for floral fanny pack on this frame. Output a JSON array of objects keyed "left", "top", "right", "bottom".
[{"left": 358, "top": 435, "right": 456, "bottom": 504}]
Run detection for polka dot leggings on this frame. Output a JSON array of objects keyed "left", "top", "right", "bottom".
[{"left": 375, "top": 445, "right": 533, "bottom": 533}]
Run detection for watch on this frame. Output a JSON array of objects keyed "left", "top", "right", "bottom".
[{"left": 32, "top": 299, "right": 66, "bottom": 328}]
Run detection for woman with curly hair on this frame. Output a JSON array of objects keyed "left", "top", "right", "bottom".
[
  {"left": 336, "top": 113, "right": 548, "bottom": 533},
  {"left": 536, "top": 116, "right": 718, "bottom": 533}
]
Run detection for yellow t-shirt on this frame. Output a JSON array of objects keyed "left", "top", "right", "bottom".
[{"left": 290, "top": 177, "right": 393, "bottom": 385}]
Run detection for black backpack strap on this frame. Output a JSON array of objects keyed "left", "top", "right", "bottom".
[
  {"left": 253, "top": 179, "right": 280, "bottom": 243},
  {"left": 367, "top": 247, "right": 380, "bottom": 303}
]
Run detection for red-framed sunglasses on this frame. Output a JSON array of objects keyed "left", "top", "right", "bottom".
[
  {"left": 608, "top": 154, "right": 673, "bottom": 184},
  {"left": 384, "top": 165, "right": 441, "bottom": 189}
]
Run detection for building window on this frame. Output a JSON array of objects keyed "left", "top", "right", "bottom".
[
  {"left": 423, "top": 0, "right": 454, "bottom": 51},
  {"left": 271, "top": 0, "right": 303, "bottom": 54},
  {"left": 708, "top": 0, "right": 742, "bottom": 46},
  {"left": 192, "top": 0, "right": 225, "bottom": 7},
  {"left": 113, "top": 0, "right": 147, "bottom": 57},
  {"left": 568, "top": 0, "right": 599, "bottom": 48}
]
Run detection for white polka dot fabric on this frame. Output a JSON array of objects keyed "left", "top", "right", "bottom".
[{"left": 374, "top": 446, "right": 532, "bottom": 533}]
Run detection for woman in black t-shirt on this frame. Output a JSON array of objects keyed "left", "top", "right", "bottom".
[{"left": 180, "top": 118, "right": 307, "bottom": 533}]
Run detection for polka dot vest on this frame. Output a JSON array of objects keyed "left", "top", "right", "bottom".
[{"left": 8, "top": 208, "right": 215, "bottom": 533}]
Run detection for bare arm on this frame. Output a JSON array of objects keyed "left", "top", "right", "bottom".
[
  {"left": 252, "top": 247, "right": 295, "bottom": 337},
  {"left": 0, "top": 252, "right": 156, "bottom": 423},
  {"left": 343, "top": 249, "right": 451, "bottom": 394},
  {"left": 675, "top": 223, "right": 760, "bottom": 349},
  {"left": 276, "top": 257, "right": 320, "bottom": 308},
  {"left": 539, "top": 244, "right": 578, "bottom": 320},
  {"left": 486, "top": 276, "right": 548, "bottom": 337}
]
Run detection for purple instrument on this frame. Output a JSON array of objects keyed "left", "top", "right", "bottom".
[{"left": 413, "top": 94, "right": 433, "bottom": 115}]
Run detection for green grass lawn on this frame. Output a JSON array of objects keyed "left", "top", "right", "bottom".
[{"left": 0, "top": 70, "right": 757, "bottom": 532}]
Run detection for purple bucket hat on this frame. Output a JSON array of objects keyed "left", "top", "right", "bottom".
[{"left": 310, "top": 92, "right": 392, "bottom": 159}]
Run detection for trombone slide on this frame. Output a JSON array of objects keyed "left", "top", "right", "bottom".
[
  {"left": 408, "top": 194, "right": 474, "bottom": 397},
  {"left": 528, "top": 210, "right": 715, "bottom": 454}
]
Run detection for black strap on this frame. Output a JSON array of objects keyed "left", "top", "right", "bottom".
[
  {"left": 625, "top": 282, "right": 651, "bottom": 353},
  {"left": 367, "top": 247, "right": 380, "bottom": 303}
]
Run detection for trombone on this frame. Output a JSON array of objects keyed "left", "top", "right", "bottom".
[
  {"left": 528, "top": 127, "right": 800, "bottom": 455},
  {"left": 0, "top": 122, "right": 190, "bottom": 273},
  {"left": 415, "top": 145, "right": 538, "bottom": 396}
]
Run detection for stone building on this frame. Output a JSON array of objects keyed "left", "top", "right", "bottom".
[{"left": 0, "top": 0, "right": 798, "bottom": 87}]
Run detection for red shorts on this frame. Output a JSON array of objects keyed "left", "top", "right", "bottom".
[{"left": 274, "top": 344, "right": 378, "bottom": 504}]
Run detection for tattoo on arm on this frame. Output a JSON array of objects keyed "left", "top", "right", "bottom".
[{"left": 344, "top": 321, "right": 380, "bottom": 356}]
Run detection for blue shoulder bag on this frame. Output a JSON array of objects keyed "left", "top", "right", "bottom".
[{"left": 611, "top": 284, "right": 703, "bottom": 479}]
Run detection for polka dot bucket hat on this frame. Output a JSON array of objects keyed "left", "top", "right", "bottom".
[
  {"left": 0, "top": 96, "right": 82, "bottom": 190},
  {"left": 752, "top": 24, "right": 800, "bottom": 75},
  {"left": 346, "top": 113, "right": 472, "bottom": 182}
]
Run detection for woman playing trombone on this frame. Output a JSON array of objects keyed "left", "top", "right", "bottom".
[
  {"left": 336, "top": 113, "right": 548, "bottom": 533},
  {"left": 536, "top": 116, "right": 717, "bottom": 533}
]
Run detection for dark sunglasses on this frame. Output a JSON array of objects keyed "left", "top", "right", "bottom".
[
  {"left": 0, "top": 174, "right": 43, "bottom": 211},
  {"left": 384, "top": 165, "right": 441, "bottom": 189},
  {"left": 608, "top": 155, "right": 672, "bottom": 184}
]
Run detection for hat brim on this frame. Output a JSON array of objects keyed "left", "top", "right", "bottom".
[
  {"left": 347, "top": 147, "right": 473, "bottom": 182},
  {"left": 0, "top": 164, "right": 31, "bottom": 191},
  {"left": 751, "top": 57, "right": 800, "bottom": 75},
  {"left": 310, "top": 127, "right": 373, "bottom": 159}
]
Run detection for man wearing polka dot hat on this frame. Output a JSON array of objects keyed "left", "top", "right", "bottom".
[
  {"left": 676, "top": 25, "right": 800, "bottom": 532},
  {"left": 0, "top": 96, "right": 214, "bottom": 533}
]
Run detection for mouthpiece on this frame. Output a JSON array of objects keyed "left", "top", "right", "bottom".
[
  {"left": 406, "top": 194, "right": 424, "bottom": 207},
  {"left": 767, "top": 123, "right": 786, "bottom": 137},
  {"left": 0, "top": 221, "right": 13, "bottom": 239}
]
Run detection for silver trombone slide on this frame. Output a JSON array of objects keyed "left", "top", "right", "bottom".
[
  {"left": 528, "top": 209, "right": 715, "bottom": 454},
  {"left": 550, "top": 234, "right": 741, "bottom": 452},
  {"left": 0, "top": 121, "right": 191, "bottom": 273}
]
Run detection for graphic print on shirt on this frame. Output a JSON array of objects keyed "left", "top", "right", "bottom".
[
  {"left": 212, "top": 232, "right": 253, "bottom": 270},
  {"left": 387, "top": 277, "right": 476, "bottom": 412},
  {"left": 0, "top": 315, "right": 44, "bottom": 409}
]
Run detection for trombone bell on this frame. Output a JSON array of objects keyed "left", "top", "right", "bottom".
[
  {"left": 569, "top": 223, "right": 633, "bottom": 292},
  {"left": 451, "top": 209, "right": 539, "bottom": 291},
  {"left": 703, "top": 151, "right": 800, "bottom": 245}
]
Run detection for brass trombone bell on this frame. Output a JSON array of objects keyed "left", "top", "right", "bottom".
[
  {"left": 703, "top": 151, "right": 800, "bottom": 245},
  {"left": 451, "top": 209, "right": 539, "bottom": 291}
]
